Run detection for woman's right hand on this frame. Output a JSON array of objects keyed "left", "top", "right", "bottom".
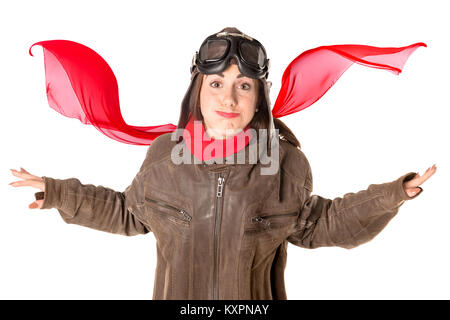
[{"left": 9, "top": 167, "right": 45, "bottom": 209}]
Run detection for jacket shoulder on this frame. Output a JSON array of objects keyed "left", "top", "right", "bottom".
[
  {"left": 279, "top": 137, "right": 313, "bottom": 191},
  {"left": 142, "top": 133, "right": 176, "bottom": 167}
]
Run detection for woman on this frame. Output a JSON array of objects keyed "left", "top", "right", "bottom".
[{"left": 10, "top": 27, "right": 436, "bottom": 299}]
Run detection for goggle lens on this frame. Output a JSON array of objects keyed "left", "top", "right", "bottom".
[
  {"left": 240, "top": 42, "right": 266, "bottom": 68},
  {"left": 199, "top": 39, "right": 228, "bottom": 62}
]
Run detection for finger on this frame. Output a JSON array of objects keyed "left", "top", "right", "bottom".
[
  {"left": 10, "top": 168, "right": 29, "bottom": 180},
  {"left": 10, "top": 169, "right": 23, "bottom": 178},
  {"left": 405, "top": 186, "right": 422, "bottom": 197},
  {"left": 20, "top": 167, "right": 31, "bottom": 174},
  {"left": 407, "top": 164, "right": 437, "bottom": 188},
  {"left": 29, "top": 199, "right": 44, "bottom": 209},
  {"left": 421, "top": 164, "right": 437, "bottom": 182},
  {"left": 9, "top": 179, "right": 43, "bottom": 189},
  {"left": 29, "top": 201, "right": 39, "bottom": 209},
  {"left": 404, "top": 172, "right": 422, "bottom": 189},
  {"left": 10, "top": 168, "right": 38, "bottom": 180}
]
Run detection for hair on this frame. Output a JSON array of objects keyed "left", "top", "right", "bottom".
[{"left": 176, "top": 27, "right": 301, "bottom": 150}]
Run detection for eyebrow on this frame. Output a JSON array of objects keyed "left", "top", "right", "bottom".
[{"left": 209, "top": 73, "right": 246, "bottom": 78}]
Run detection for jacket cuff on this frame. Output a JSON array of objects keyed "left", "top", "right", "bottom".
[
  {"left": 40, "top": 176, "right": 68, "bottom": 210},
  {"left": 384, "top": 172, "right": 423, "bottom": 208}
]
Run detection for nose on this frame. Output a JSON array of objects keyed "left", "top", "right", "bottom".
[{"left": 221, "top": 85, "right": 238, "bottom": 108}]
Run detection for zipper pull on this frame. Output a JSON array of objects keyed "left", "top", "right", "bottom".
[
  {"left": 217, "top": 175, "right": 225, "bottom": 197},
  {"left": 179, "top": 210, "right": 192, "bottom": 222},
  {"left": 252, "top": 216, "right": 271, "bottom": 228}
]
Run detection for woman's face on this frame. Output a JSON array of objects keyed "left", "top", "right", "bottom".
[{"left": 199, "top": 63, "right": 258, "bottom": 139}]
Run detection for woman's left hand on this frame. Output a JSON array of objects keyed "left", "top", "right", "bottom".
[{"left": 403, "top": 164, "right": 437, "bottom": 197}]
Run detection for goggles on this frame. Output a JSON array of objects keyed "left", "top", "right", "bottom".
[{"left": 190, "top": 31, "right": 270, "bottom": 79}]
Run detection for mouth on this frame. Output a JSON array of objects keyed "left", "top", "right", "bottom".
[{"left": 216, "top": 111, "right": 240, "bottom": 119}]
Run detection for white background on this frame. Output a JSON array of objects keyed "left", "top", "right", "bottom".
[{"left": 1, "top": 0, "right": 448, "bottom": 299}]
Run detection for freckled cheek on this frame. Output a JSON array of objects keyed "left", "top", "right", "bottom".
[
  {"left": 201, "top": 94, "right": 220, "bottom": 111},
  {"left": 200, "top": 96, "right": 215, "bottom": 115},
  {"left": 241, "top": 97, "right": 257, "bottom": 114}
]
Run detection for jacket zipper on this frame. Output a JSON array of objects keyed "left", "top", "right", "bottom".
[
  {"left": 145, "top": 197, "right": 192, "bottom": 222},
  {"left": 251, "top": 211, "right": 298, "bottom": 228},
  {"left": 213, "top": 172, "right": 225, "bottom": 300}
]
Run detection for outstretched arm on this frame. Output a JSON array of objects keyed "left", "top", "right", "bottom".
[
  {"left": 287, "top": 164, "right": 436, "bottom": 249},
  {"left": 38, "top": 173, "right": 150, "bottom": 236},
  {"left": 9, "top": 147, "right": 154, "bottom": 236},
  {"left": 403, "top": 164, "right": 436, "bottom": 197}
]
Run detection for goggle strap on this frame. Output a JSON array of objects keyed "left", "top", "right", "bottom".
[
  {"left": 190, "top": 51, "right": 198, "bottom": 73},
  {"left": 216, "top": 31, "right": 253, "bottom": 41}
]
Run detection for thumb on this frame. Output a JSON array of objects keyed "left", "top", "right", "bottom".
[
  {"left": 409, "top": 187, "right": 423, "bottom": 197},
  {"left": 29, "top": 199, "right": 44, "bottom": 209},
  {"left": 404, "top": 172, "right": 421, "bottom": 189}
]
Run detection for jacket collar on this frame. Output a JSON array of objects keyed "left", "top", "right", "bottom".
[
  {"left": 176, "top": 128, "right": 283, "bottom": 202},
  {"left": 183, "top": 117, "right": 253, "bottom": 162}
]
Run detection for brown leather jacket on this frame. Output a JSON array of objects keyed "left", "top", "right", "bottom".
[{"left": 39, "top": 133, "right": 421, "bottom": 299}]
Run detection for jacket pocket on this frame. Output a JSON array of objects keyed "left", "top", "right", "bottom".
[
  {"left": 245, "top": 211, "right": 298, "bottom": 235},
  {"left": 145, "top": 196, "right": 192, "bottom": 227}
]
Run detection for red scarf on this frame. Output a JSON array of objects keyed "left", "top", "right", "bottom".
[
  {"left": 28, "top": 40, "right": 426, "bottom": 145},
  {"left": 183, "top": 117, "right": 253, "bottom": 161}
]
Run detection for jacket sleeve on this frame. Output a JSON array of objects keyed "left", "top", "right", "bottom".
[
  {"left": 287, "top": 164, "right": 423, "bottom": 249},
  {"left": 38, "top": 147, "right": 152, "bottom": 236}
]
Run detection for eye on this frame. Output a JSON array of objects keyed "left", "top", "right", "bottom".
[
  {"left": 210, "top": 81, "right": 222, "bottom": 88},
  {"left": 239, "top": 83, "right": 251, "bottom": 90}
]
